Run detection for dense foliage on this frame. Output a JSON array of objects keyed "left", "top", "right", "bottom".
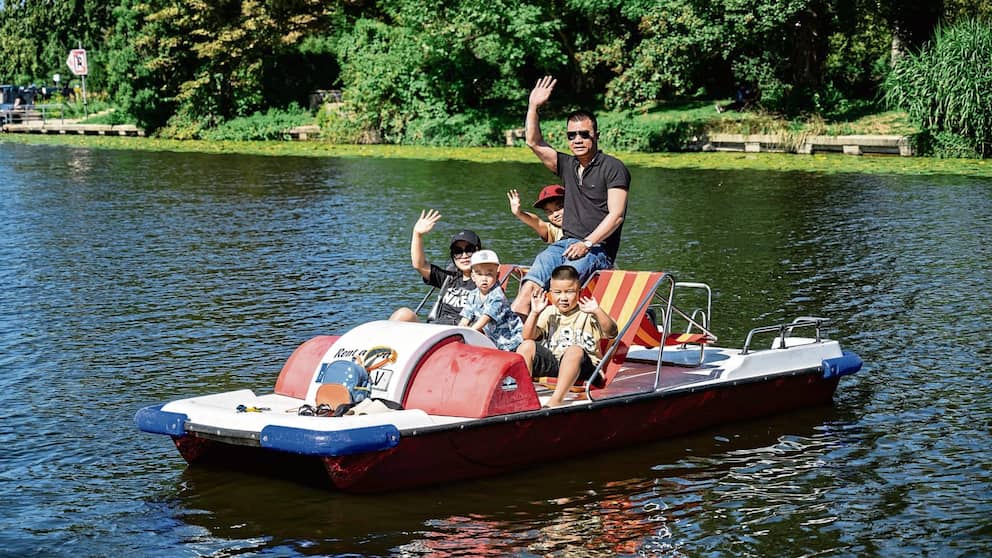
[
  {"left": 885, "top": 19, "right": 992, "bottom": 157},
  {"left": 1, "top": 0, "right": 990, "bottom": 153}
]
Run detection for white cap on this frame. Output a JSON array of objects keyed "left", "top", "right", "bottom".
[{"left": 470, "top": 249, "right": 500, "bottom": 268}]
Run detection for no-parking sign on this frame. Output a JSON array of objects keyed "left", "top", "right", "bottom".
[{"left": 67, "top": 49, "right": 88, "bottom": 76}]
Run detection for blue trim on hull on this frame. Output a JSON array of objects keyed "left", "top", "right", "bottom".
[
  {"left": 822, "top": 351, "right": 862, "bottom": 379},
  {"left": 260, "top": 424, "right": 400, "bottom": 456},
  {"left": 135, "top": 405, "right": 188, "bottom": 436}
]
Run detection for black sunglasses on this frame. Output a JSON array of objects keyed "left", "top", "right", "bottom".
[
  {"left": 566, "top": 130, "right": 594, "bottom": 140},
  {"left": 297, "top": 403, "right": 333, "bottom": 416},
  {"left": 451, "top": 246, "right": 477, "bottom": 257}
]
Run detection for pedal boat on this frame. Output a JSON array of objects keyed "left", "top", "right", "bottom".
[{"left": 135, "top": 269, "right": 862, "bottom": 493}]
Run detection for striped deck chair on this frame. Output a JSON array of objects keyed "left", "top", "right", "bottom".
[
  {"left": 535, "top": 269, "right": 713, "bottom": 394},
  {"left": 586, "top": 271, "right": 715, "bottom": 389},
  {"left": 585, "top": 272, "right": 714, "bottom": 353},
  {"left": 536, "top": 270, "right": 670, "bottom": 393},
  {"left": 497, "top": 263, "right": 524, "bottom": 288},
  {"left": 583, "top": 270, "right": 667, "bottom": 388}
]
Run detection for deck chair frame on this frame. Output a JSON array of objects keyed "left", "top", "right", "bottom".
[{"left": 583, "top": 270, "right": 719, "bottom": 401}]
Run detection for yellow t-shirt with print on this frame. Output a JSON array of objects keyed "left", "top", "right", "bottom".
[{"left": 535, "top": 305, "right": 605, "bottom": 365}]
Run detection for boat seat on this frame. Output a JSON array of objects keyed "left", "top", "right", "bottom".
[
  {"left": 533, "top": 270, "right": 718, "bottom": 394},
  {"left": 497, "top": 263, "right": 526, "bottom": 298},
  {"left": 531, "top": 270, "right": 668, "bottom": 394},
  {"left": 584, "top": 270, "right": 669, "bottom": 389}
]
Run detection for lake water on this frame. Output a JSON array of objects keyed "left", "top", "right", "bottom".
[{"left": 1, "top": 142, "right": 990, "bottom": 557}]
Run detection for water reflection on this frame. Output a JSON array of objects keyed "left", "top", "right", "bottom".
[{"left": 167, "top": 407, "right": 843, "bottom": 556}]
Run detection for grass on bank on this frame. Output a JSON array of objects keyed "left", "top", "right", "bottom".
[
  {"left": 50, "top": 95, "right": 921, "bottom": 149},
  {"left": 2, "top": 131, "right": 988, "bottom": 177},
  {"left": 586, "top": 99, "right": 919, "bottom": 153}
]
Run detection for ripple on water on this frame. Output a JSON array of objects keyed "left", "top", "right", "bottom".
[{"left": 1, "top": 147, "right": 991, "bottom": 556}]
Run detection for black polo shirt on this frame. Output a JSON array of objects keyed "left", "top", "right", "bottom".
[{"left": 555, "top": 150, "right": 631, "bottom": 262}]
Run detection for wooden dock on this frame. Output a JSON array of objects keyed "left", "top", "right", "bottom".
[
  {"left": 696, "top": 133, "right": 913, "bottom": 156},
  {"left": 2, "top": 121, "right": 145, "bottom": 136},
  {"left": 504, "top": 127, "right": 913, "bottom": 156},
  {"left": 286, "top": 125, "right": 320, "bottom": 140}
]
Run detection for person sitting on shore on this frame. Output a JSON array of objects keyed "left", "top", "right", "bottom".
[
  {"left": 458, "top": 249, "right": 523, "bottom": 351},
  {"left": 389, "top": 209, "right": 483, "bottom": 325},
  {"left": 507, "top": 184, "right": 565, "bottom": 244}
]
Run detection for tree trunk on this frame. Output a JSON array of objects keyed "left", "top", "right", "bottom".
[{"left": 891, "top": 24, "right": 903, "bottom": 66}]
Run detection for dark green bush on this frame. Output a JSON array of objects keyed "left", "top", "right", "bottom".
[
  {"left": 155, "top": 110, "right": 211, "bottom": 140},
  {"left": 401, "top": 112, "right": 504, "bottom": 147},
  {"left": 201, "top": 106, "right": 313, "bottom": 141},
  {"left": 597, "top": 112, "right": 706, "bottom": 153},
  {"left": 884, "top": 18, "right": 992, "bottom": 158}
]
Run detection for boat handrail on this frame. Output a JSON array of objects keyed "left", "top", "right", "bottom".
[
  {"left": 687, "top": 308, "right": 708, "bottom": 333},
  {"left": 671, "top": 281, "right": 715, "bottom": 340},
  {"left": 413, "top": 286, "right": 439, "bottom": 315},
  {"left": 740, "top": 316, "right": 829, "bottom": 355}
]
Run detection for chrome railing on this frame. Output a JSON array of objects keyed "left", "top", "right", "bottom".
[
  {"left": 587, "top": 272, "right": 676, "bottom": 400},
  {"left": 740, "top": 316, "right": 828, "bottom": 355}
]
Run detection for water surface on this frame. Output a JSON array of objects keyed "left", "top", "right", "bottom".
[{"left": 0, "top": 143, "right": 989, "bottom": 556}]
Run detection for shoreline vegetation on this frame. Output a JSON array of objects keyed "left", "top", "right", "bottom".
[
  {"left": 3, "top": 4, "right": 990, "bottom": 159},
  {"left": 2, "top": 132, "right": 989, "bottom": 178}
]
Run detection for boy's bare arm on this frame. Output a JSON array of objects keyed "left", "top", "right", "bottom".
[
  {"left": 471, "top": 314, "right": 492, "bottom": 332},
  {"left": 594, "top": 307, "right": 619, "bottom": 339},
  {"left": 579, "top": 296, "right": 619, "bottom": 338},
  {"left": 508, "top": 190, "right": 550, "bottom": 241},
  {"left": 522, "top": 287, "right": 549, "bottom": 339},
  {"left": 521, "top": 311, "right": 541, "bottom": 340}
]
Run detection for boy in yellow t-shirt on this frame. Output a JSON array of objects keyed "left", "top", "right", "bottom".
[
  {"left": 516, "top": 265, "right": 618, "bottom": 407},
  {"left": 507, "top": 184, "right": 564, "bottom": 244}
]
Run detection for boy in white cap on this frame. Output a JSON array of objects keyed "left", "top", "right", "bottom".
[{"left": 458, "top": 249, "right": 524, "bottom": 351}]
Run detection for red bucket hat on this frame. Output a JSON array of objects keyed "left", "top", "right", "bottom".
[{"left": 533, "top": 184, "right": 565, "bottom": 208}]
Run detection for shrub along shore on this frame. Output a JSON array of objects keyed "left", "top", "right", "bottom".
[{"left": 2, "top": 133, "right": 990, "bottom": 178}]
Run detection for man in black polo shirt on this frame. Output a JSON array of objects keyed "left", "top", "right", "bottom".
[{"left": 511, "top": 75, "right": 631, "bottom": 316}]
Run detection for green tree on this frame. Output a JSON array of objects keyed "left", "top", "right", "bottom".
[
  {"left": 335, "top": 0, "right": 563, "bottom": 142},
  {"left": 104, "top": 0, "right": 337, "bottom": 133},
  {"left": 0, "top": 0, "right": 114, "bottom": 87},
  {"left": 596, "top": 0, "right": 840, "bottom": 113}
]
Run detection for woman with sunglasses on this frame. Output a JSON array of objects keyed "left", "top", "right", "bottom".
[
  {"left": 389, "top": 209, "right": 483, "bottom": 325},
  {"left": 510, "top": 75, "right": 632, "bottom": 317}
]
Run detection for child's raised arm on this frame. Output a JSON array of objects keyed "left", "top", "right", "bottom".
[
  {"left": 471, "top": 314, "right": 492, "bottom": 333},
  {"left": 522, "top": 287, "right": 550, "bottom": 340},
  {"left": 579, "top": 295, "right": 619, "bottom": 339},
  {"left": 508, "top": 189, "right": 550, "bottom": 242}
]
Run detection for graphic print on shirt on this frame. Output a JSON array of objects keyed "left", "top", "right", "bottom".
[
  {"left": 441, "top": 283, "right": 472, "bottom": 312},
  {"left": 543, "top": 313, "right": 597, "bottom": 355}
]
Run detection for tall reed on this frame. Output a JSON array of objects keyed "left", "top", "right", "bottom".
[{"left": 884, "top": 19, "right": 992, "bottom": 158}]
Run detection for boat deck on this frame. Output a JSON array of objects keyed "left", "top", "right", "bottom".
[{"left": 536, "top": 346, "right": 732, "bottom": 405}]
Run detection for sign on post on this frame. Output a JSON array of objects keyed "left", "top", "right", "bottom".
[{"left": 66, "top": 49, "right": 88, "bottom": 76}]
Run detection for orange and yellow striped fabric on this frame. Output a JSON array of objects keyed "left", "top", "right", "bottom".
[{"left": 584, "top": 270, "right": 665, "bottom": 351}]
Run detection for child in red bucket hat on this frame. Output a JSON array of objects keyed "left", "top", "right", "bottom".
[{"left": 507, "top": 184, "right": 564, "bottom": 244}]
